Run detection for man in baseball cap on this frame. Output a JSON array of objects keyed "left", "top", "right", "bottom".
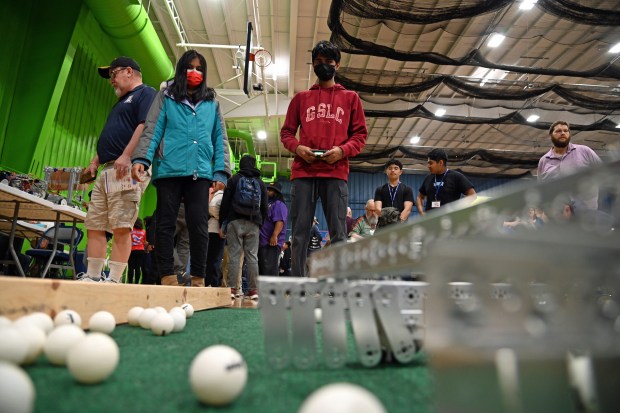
[
  {"left": 80, "top": 56, "right": 156, "bottom": 284},
  {"left": 98, "top": 56, "right": 141, "bottom": 79}
]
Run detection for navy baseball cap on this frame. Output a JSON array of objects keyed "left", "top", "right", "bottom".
[{"left": 98, "top": 56, "right": 141, "bottom": 79}]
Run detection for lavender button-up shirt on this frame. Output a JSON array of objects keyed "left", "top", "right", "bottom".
[{"left": 537, "top": 143, "right": 602, "bottom": 209}]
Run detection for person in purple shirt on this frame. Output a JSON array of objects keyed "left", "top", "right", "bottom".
[
  {"left": 258, "top": 182, "right": 289, "bottom": 276},
  {"left": 538, "top": 121, "right": 602, "bottom": 210}
]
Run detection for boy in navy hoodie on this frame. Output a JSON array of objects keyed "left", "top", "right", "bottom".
[{"left": 280, "top": 40, "right": 367, "bottom": 277}]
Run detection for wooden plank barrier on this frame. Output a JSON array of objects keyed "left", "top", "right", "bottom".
[{"left": 0, "top": 276, "right": 231, "bottom": 328}]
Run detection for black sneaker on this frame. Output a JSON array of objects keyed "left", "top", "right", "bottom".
[{"left": 177, "top": 272, "right": 191, "bottom": 286}]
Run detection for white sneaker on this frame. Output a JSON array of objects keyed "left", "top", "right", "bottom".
[{"left": 77, "top": 273, "right": 101, "bottom": 282}]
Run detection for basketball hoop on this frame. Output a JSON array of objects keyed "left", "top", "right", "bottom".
[{"left": 254, "top": 49, "right": 272, "bottom": 68}]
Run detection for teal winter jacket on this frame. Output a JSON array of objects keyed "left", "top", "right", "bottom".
[{"left": 132, "top": 89, "right": 230, "bottom": 184}]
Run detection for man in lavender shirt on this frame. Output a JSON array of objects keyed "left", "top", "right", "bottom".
[
  {"left": 258, "top": 182, "right": 289, "bottom": 276},
  {"left": 538, "top": 121, "right": 602, "bottom": 209}
]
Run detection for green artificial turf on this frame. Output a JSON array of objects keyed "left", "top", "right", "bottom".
[{"left": 25, "top": 308, "right": 433, "bottom": 413}]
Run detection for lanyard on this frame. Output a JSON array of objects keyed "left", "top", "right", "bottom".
[
  {"left": 433, "top": 170, "right": 449, "bottom": 200},
  {"left": 388, "top": 182, "right": 400, "bottom": 207}
]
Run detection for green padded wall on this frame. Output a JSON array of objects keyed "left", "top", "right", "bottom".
[
  {"left": 0, "top": 1, "right": 170, "bottom": 218},
  {"left": 0, "top": 0, "right": 82, "bottom": 172}
]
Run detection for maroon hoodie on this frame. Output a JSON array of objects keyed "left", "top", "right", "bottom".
[{"left": 280, "top": 83, "right": 367, "bottom": 181}]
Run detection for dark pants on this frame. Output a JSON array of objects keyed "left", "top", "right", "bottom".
[
  {"left": 258, "top": 244, "right": 281, "bottom": 276},
  {"left": 290, "top": 178, "right": 348, "bottom": 277},
  {"left": 205, "top": 232, "right": 225, "bottom": 287},
  {"left": 279, "top": 248, "right": 291, "bottom": 277},
  {"left": 155, "top": 177, "right": 211, "bottom": 278},
  {"left": 173, "top": 203, "right": 190, "bottom": 275},
  {"left": 127, "top": 250, "right": 146, "bottom": 283},
  {"left": 142, "top": 251, "right": 158, "bottom": 284}
]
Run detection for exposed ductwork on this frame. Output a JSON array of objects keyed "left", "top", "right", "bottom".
[
  {"left": 227, "top": 129, "right": 256, "bottom": 157},
  {"left": 84, "top": 0, "right": 175, "bottom": 87}
]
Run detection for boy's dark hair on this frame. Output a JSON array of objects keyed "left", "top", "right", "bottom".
[
  {"left": 311, "top": 41, "right": 341, "bottom": 64},
  {"left": 169, "top": 49, "right": 215, "bottom": 103},
  {"left": 428, "top": 148, "right": 448, "bottom": 166},
  {"left": 385, "top": 159, "right": 403, "bottom": 170},
  {"left": 134, "top": 217, "right": 143, "bottom": 230}
]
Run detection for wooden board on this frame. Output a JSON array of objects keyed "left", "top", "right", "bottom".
[{"left": 0, "top": 276, "right": 232, "bottom": 327}]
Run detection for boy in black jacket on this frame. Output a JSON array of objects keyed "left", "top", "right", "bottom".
[{"left": 219, "top": 155, "right": 268, "bottom": 300}]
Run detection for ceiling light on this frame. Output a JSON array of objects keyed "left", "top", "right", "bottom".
[
  {"left": 526, "top": 115, "right": 540, "bottom": 122},
  {"left": 519, "top": 0, "right": 537, "bottom": 10},
  {"left": 266, "top": 61, "right": 289, "bottom": 80},
  {"left": 435, "top": 108, "right": 446, "bottom": 117},
  {"left": 410, "top": 136, "right": 421, "bottom": 144},
  {"left": 487, "top": 34, "right": 505, "bottom": 48},
  {"left": 257, "top": 130, "right": 267, "bottom": 140},
  {"left": 610, "top": 43, "right": 620, "bottom": 53}
]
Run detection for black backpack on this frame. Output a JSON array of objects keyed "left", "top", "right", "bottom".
[{"left": 232, "top": 176, "right": 261, "bottom": 217}]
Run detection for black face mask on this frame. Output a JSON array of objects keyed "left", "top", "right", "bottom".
[{"left": 313, "top": 64, "right": 336, "bottom": 81}]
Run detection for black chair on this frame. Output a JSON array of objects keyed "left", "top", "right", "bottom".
[{"left": 26, "top": 224, "right": 84, "bottom": 278}]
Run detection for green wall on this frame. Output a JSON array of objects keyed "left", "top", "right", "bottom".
[
  {"left": 0, "top": 0, "right": 83, "bottom": 172},
  {"left": 0, "top": 0, "right": 169, "bottom": 218}
]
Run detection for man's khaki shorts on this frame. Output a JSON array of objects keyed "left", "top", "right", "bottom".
[{"left": 84, "top": 165, "right": 150, "bottom": 232}]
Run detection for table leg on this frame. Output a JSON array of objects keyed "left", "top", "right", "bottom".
[
  {"left": 68, "top": 217, "right": 78, "bottom": 278},
  {"left": 7, "top": 201, "right": 26, "bottom": 277},
  {"left": 40, "top": 212, "right": 61, "bottom": 278}
]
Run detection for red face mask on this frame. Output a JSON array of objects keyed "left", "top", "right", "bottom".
[{"left": 186, "top": 70, "right": 203, "bottom": 88}]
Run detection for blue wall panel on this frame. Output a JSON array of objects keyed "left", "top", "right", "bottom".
[{"left": 275, "top": 172, "right": 524, "bottom": 241}]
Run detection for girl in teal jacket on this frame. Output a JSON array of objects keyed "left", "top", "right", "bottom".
[{"left": 132, "top": 50, "right": 230, "bottom": 287}]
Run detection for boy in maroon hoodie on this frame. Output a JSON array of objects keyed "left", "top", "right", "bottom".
[{"left": 280, "top": 40, "right": 367, "bottom": 277}]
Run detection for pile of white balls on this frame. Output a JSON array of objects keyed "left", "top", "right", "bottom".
[
  {"left": 0, "top": 309, "right": 121, "bottom": 413},
  {"left": 125, "top": 303, "right": 249, "bottom": 406},
  {"left": 2, "top": 304, "right": 386, "bottom": 412},
  {"left": 125, "top": 303, "right": 194, "bottom": 336}
]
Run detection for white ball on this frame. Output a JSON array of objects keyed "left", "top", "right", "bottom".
[
  {"left": 169, "top": 310, "right": 186, "bottom": 332},
  {"left": 153, "top": 306, "right": 167, "bottom": 314},
  {"left": 189, "top": 345, "right": 247, "bottom": 406},
  {"left": 169, "top": 307, "right": 186, "bottom": 318},
  {"left": 88, "top": 311, "right": 116, "bottom": 334},
  {"left": 12, "top": 316, "right": 41, "bottom": 331},
  {"left": 0, "top": 327, "right": 29, "bottom": 364},
  {"left": 14, "top": 324, "right": 46, "bottom": 365},
  {"left": 298, "top": 383, "right": 387, "bottom": 413},
  {"left": 54, "top": 309, "right": 82, "bottom": 328},
  {"left": 314, "top": 308, "right": 322, "bottom": 323},
  {"left": 138, "top": 308, "right": 158, "bottom": 329},
  {"left": 24, "top": 312, "right": 54, "bottom": 334},
  {"left": 44, "top": 324, "right": 85, "bottom": 365},
  {"left": 66, "top": 333, "right": 119, "bottom": 384},
  {"left": 181, "top": 303, "right": 194, "bottom": 318},
  {"left": 127, "top": 306, "right": 144, "bottom": 326},
  {"left": 0, "top": 315, "right": 12, "bottom": 328},
  {"left": 150, "top": 313, "right": 174, "bottom": 336},
  {"left": 0, "top": 362, "right": 35, "bottom": 413}
]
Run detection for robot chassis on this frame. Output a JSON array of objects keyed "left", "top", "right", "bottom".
[{"left": 259, "top": 159, "right": 620, "bottom": 411}]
